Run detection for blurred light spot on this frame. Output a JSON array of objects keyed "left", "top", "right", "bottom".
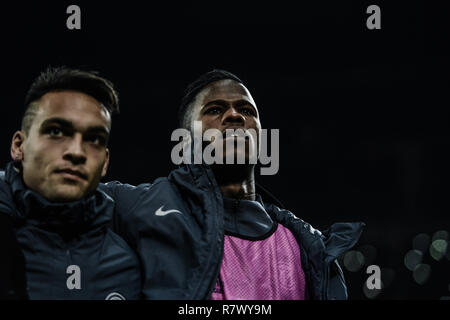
[
  {"left": 404, "top": 249, "right": 423, "bottom": 271},
  {"left": 343, "top": 250, "right": 365, "bottom": 272},
  {"left": 440, "top": 296, "right": 450, "bottom": 300},
  {"left": 359, "top": 244, "right": 377, "bottom": 266},
  {"left": 381, "top": 268, "right": 395, "bottom": 289},
  {"left": 432, "top": 230, "right": 449, "bottom": 242},
  {"left": 430, "top": 239, "right": 448, "bottom": 261},
  {"left": 413, "top": 264, "right": 431, "bottom": 285},
  {"left": 363, "top": 280, "right": 383, "bottom": 299},
  {"left": 412, "top": 233, "right": 430, "bottom": 253}
]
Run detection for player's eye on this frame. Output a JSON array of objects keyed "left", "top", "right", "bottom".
[
  {"left": 240, "top": 107, "right": 256, "bottom": 116},
  {"left": 85, "top": 134, "right": 107, "bottom": 146},
  {"left": 47, "top": 127, "right": 63, "bottom": 137},
  {"left": 205, "top": 107, "right": 223, "bottom": 115}
]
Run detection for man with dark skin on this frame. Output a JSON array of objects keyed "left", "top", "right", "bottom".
[
  {"left": 190, "top": 78, "right": 260, "bottom": 200},
  {"left": 102, "top": 69, "right": 365, "bottom": 300},
  {"left": 0, "top": 67, "right": 141, "bottom": 299}
]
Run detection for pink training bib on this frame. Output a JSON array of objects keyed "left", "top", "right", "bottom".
[{"left": 211, "top": 224, "right": 307, "bottom": 300}]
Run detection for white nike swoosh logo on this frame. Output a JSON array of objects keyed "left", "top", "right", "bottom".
[{"left": 155, "top": 206, "right": 182, "bottom": 216}]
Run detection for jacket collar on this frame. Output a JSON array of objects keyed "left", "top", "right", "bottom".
[
  {"left": 4, "top": 162, "right": 113, "bottom": 237},
  {"left": 222, "top": 196, "right": 275, "bottom": 239}
]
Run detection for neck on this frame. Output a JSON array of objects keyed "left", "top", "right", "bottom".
[{"left": 210, "top": 164, "right": 256, "bottom": 200}]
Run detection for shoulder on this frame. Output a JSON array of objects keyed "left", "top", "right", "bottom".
[
  {"left": 99, "top": 180, "right": 153, "bottom": 203},
  {"left": 99, "top": 180, "right": 152, "bottom": 197},
  {"left": 268, "top": 202, "right": 364, "bottom": 261},
  {"left": 0, "top": 170, "right": 13, "bottom": 204},
  {"left": 99, "top": 176, "right": 187, "bottom": 227},
  {"left": 265, "top": 202, "right": 323, "bottom": 239},
  {"left": 0, "top": 170, "right": 16, "bottom": 217},
  {"left": 100, "top": 177, "right": 182, "bottom": 203},
  {"left": 265, "top": 202, "right": 364, "bottom": 245}
]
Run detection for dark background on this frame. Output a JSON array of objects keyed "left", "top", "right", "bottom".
[{"left": 1, "top": 1, "right": 448, "bottom": 299}]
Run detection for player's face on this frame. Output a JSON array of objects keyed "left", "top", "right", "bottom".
[
  {"left": 11, "top": 91, "right": 111, "bottom": 202},
  {"left": 191, "top": 79, "right": 261, "bottom": 163}
]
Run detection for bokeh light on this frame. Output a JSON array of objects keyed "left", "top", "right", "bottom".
[
  {"left": 343, "top": 250, "right": 365, "bottom": 272},
  {"left": 404, "top": 249, "right": 423, "bottom": 271},
  {"left": 432, "top": 230, "right": 449, "bottom": 242},
  {"left": 412, "top": 264, "right": 431, "bottom": 285},
  {"left": 430, "top": 239, "right": 448, "bottom": 261}
]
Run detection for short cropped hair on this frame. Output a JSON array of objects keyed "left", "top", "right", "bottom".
[
  {"left": 22, "top": 66, "right": 120, "bottom": 133},
  {"left": 178, "top": 69, "right": 243, "bottom": 130}
]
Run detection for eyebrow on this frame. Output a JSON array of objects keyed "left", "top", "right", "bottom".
[
  {"left": 202, "top": 99, "right": 257, "bottom": 112},
  {"left": 40, "top": 117, "right": 110, "bottom": 136}
]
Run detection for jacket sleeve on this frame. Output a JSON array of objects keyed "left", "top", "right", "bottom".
[
  {"left": 327, "top": 259, "right": 348, "bottom": 300},
  {"left": 0, "top": 170, "right": 17, "bottom": 223},
  {"left": 99, "top": 181, "right": 151, "bottom": 215},
  {"left": 0, "top": 174, "right": 28, "bottom": 299},
  {"left": 0, "top": 172, "right": 15, "bottom": 215},
  {"left": 323, "top": 222, "right": 365, "bottom": 300},
  {"left": 98, "top": 181, "right": 152, "bottom": 248}
]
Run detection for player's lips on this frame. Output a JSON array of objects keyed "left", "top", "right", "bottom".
[{"left": 54, "top": 168, "right": 87, "bottom": 181}]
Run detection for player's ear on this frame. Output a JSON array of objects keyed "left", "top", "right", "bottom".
[{"left": 11, "top": 131, "right": 25, "bottom": 161}]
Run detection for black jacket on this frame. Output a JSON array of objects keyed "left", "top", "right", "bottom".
[
  {"left": 0, "top": 208, "right": 27, "bottom": 299},
  {"left": 101, "top": 164, "right": 365, "bottom": 300},
  {"left": 0, "top": 162, "right": 141, "bottom": 300}
]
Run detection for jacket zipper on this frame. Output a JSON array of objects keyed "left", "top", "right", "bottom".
[
  {"left": 205, "top": 199, "right": 240, "bottom": 299},
  {"left": 195, "top": 167, "right": 225, "bottom": 299},
  {"left": 204, "top": 205, "right": 225, "bottom": 299}
]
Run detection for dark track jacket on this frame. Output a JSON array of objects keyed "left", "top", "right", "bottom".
[
  {"left": 0, "top": 211, "right": 27, "bottom": 299},
  {"left": 0, "top": 162, "right": 141, "bottom": 300},
  {"left": 101, "top": 164, "right": 365, "bottom": 300}
]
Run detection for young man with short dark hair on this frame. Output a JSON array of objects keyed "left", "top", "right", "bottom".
[{"left": 0, "top": 67, "right": 141, "bottom": 299}]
